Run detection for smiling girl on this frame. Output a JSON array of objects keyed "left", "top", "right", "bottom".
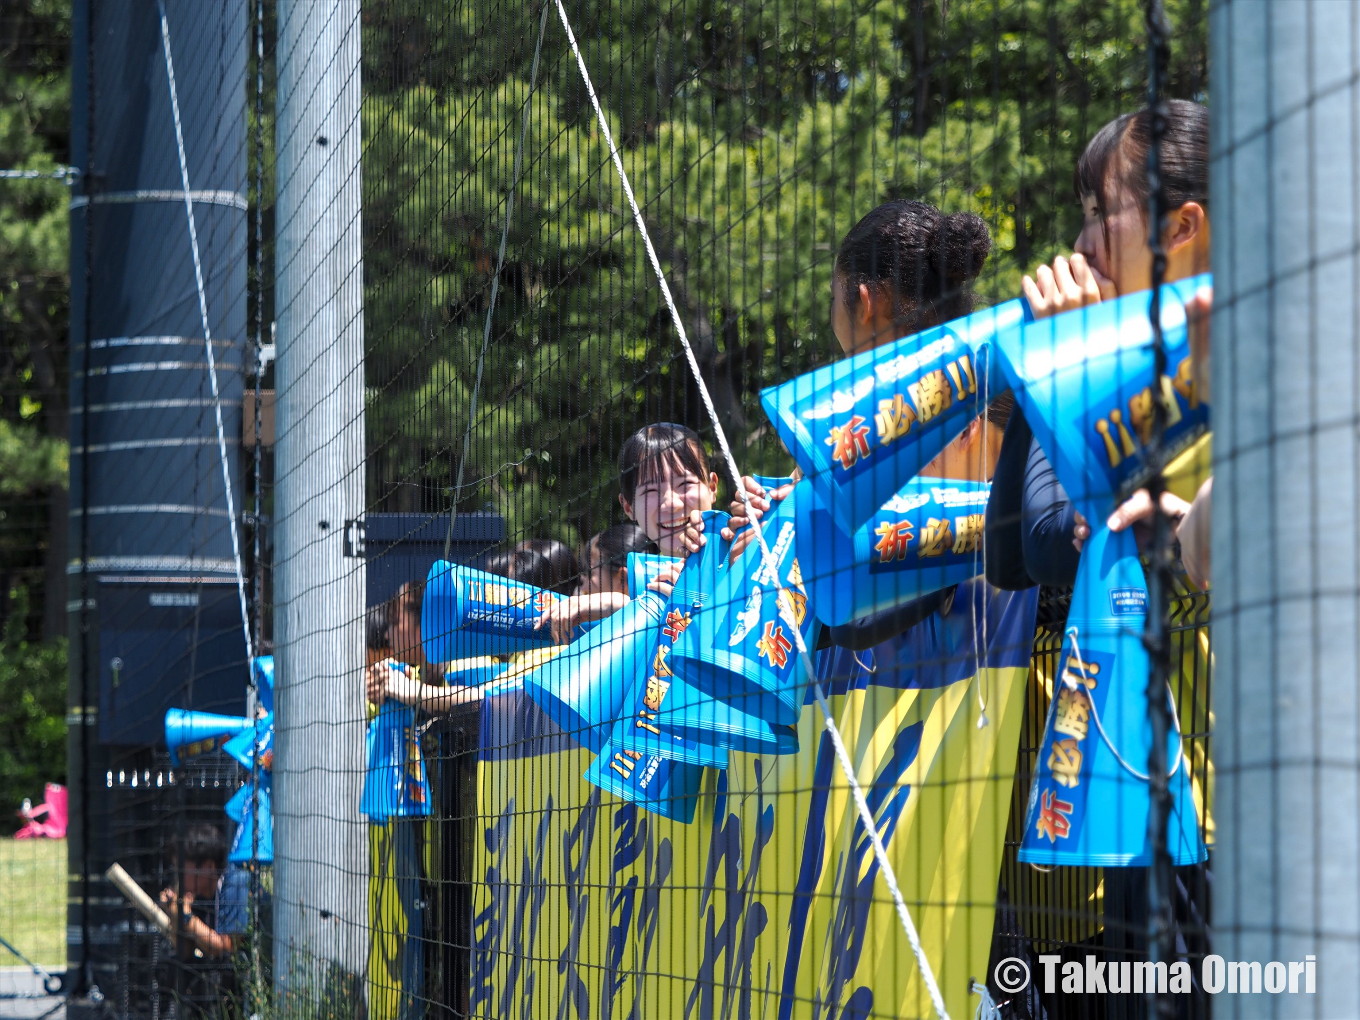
[{"left": 535, "top": 423, "right": 717, "bottom": 640}]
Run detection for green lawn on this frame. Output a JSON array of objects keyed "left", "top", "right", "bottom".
[{"left": 0, "top": 837, "right": 66, "bottom": 967}]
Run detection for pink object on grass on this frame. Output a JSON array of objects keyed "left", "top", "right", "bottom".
[{"left": 14, "top": 783, "right": 67, "bottom": 839}]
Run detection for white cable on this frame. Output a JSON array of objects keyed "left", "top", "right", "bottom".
[
  {"left": 552, "top": 4, "right": 949, "bottom": 1016},
  {"left": 1063, "top": 626, "right": 1184, "bottom": 781},
  {"left": 158, "top": 0, "right": 254, "bottom": 664}
]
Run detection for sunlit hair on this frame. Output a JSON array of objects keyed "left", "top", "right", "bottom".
[
  {"left": 1075, "top": 99, "right": 1209, "bottom": 224},
  {"left": 835, "top": 199, "right": 992, "bottom": 332}
]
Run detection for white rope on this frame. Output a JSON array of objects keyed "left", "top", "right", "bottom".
[
  {"left": 552, "top": 4, "right": 950, "bottom": 1016},
  {"left": 969, "top": 979, "right": 1003, "bottom": 1020},
  {"left": 157, "top": 0, "right": 254, "bottom": 664},
  {"left": 1063, "top": 625, "right": 1184, "bottom": 781}
]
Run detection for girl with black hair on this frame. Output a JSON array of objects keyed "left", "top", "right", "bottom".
[
  {"left": 580, "top": 523, "right": 653, "bottom": 596},
  {"left": 535, "top": 523, "right": 655, "bottom": 644},
  {"left": 725, "top": 199, "right": 1011, "bottom": 647},
  {"left": 616, "top": 422, "right": 719, "bottom": 560},
  {"left": 985, "top": 100, "right": 1213, "bottom": 591},
  {"left": 534, "top": 423, "right": 718, "bottom": 642},
  {"left": 366, "top": 581, "right": 484, "bottom": 711},
  {"left": 482, "top": 538, "right": 581, "bottom": 596},
  {"left": 981, "top": 102, "right": 1215, "bottom": 1007}
]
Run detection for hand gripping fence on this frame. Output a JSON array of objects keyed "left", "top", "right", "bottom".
[
  {"left": 551, "top": 3, "right": 951, "bottom": 1016},
  {"left": 157, "top": 0, "right": 255, "bottom": 663}
]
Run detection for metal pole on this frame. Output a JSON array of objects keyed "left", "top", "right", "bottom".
[
  {"left": 272, "top": 0, "right": 369, "bottom": 985},
  {"left": 1211, "top": 1, "right": 1360, "bottom": 1015}
]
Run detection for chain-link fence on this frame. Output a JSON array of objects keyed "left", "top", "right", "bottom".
[{"left": 25, "top": 0, "right": 1356, "bottom": 1018}]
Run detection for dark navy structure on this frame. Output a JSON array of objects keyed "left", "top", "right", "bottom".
[{"left": 67, "top": 0, "right": 247, "bottom": 1009}]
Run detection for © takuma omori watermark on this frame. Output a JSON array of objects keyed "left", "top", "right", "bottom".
[{"left": 991, "top": 954, "right": 1317, "bottom": 996}]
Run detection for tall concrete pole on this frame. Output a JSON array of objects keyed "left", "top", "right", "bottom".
[
  {"left": 272, "top": 0, "right": 369, "bottom": 983},
  {"left": 1211, "top": 1, "right": 1360, "bottom": 1015}
]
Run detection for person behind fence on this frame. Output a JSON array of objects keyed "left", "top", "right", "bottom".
[
  {"left": 724, "top": 199, "right": 1005, "bottom": 651},
  {"left": 158, "top": 822, "right": 252, "bottom": 959},
  {"left": 367, "top": 580, "right": 485, "bottom": 713},
  {"left": 982, "top": 99, "right": 1215, "bottom": 1003},
  {"left": 616, "top": 422, "right": 716, "bottom": 569},
  {"left": 984, "top": 98, "right": 1213, "bottom": 591},
  {"left": 531, "top": 420, "right": 713, "bottom": 641},
  {"left": 534, "top": 522, "right": 655, "bottom": 643},
  {"left": 482, "top": 537, "right": 580, "bottom": 594},
  {"left": 364, "top": 599, "right": 428, "bottom": 1020}
]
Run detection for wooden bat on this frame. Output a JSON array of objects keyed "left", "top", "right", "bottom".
[{"left": 105, "top": 862, "right": 177, "bottom": 942}]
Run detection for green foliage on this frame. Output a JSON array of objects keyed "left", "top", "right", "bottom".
[
  {"left": 0, "top": 0, "right": 69, "bottom": 280},
  {"left": 0, "top": 0, "right": 71, "bottom": 641},
  {"left": 361, "top": 0, "right": 1207, "bottom": 548},
  {"left": 0, "top": 587, "right": 66, "bottom": 830},
  {"left": 0, "top": 418, "right": 66, "bottom": 496}
]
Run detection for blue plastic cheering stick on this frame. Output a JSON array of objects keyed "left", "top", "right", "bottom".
[
  {"left": 422, "top": 560, "right": 570, "bottom": 662},
  {"left": 793, "top": 476, "right": 992, "bottom": 626},
  {"left": 991, "top": 275, "right": 1210, "bottom": 867},
  {"left": 669, "top": 484, "right": 821, "bottom": 728},
  {"left": 613, "top": 511, "right": 797, "bottom": 767},
  {"left": 761, "top": 299, "right": 1029, "bottom": 536}
]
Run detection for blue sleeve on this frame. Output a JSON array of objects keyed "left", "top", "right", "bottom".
[
  {"left": 215, "top": 865, "right": 251, "bottom": 936},
  {"left": 1017, "top": 432, "right": 1082, "bottom": 588},
  {"left": 984, "top": 410, "right": 1037, "bottom": 590}
]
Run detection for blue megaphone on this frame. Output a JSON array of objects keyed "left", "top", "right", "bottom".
[
  {"left": 760, "top": 299, "right": 1029, "bottom": 535},
  {"left": 361, "top": 701, "right": 432, "bottom": 823},
  {"left": 228, "top": 779, "right": 273, "bottom": 863},
  {"left": 422, "top": 560, "right": 566, "bottom": 663},
  {"left": 252, "top": 655, "right": 274, "bottom": 714},
  {"left": 612, "top": 511, "right": 797, "bottom": 765},
  {"left": 992, "top": 277, "right": 1209, "bottom": 867},
  {"left": 627, "top": 552, "right": 682, "bottom": 600},
  {"left": 164, "top": 709, "right": 253, "bottom": 766},
  {"left": 223, "top": 713, "right": 274, "bottom": 773},
  {"left": 795, "top": 477, "right": 990, "bottom": 626},
  {"left": 443, "top": 656, "right": 507, "bottom": 686},
  {"left": 583, "top": 738, "right": 706, "bottom": 824},
  {"left": 669, "top": 483, "right": 820, "bottom": 727},
  {"left": 520, "top": 591, "right": 669, "bottom": 754}
]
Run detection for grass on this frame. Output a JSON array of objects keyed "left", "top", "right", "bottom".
[{"left": 0, "top": 837, "right": 66, "bottom": 968}]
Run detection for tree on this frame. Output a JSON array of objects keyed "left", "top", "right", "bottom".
[
  {"left": 0, "top": 0, "right": 71, "bottom": 819},
  {"left": 0, "top": 0, "right": 71, "bottom": 639},
  {"left": 0, "top": 586, "right": 65, "bottom": 828},
  {"left": 359, "top": 0, "right": 1206, "bottom": 550}
]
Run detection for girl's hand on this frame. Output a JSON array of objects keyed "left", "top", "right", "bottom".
[
  {"left": 1021, "top": 253, "right": 1116, "bottom": 320},
  {"left": 367, "top": 660, "right": 425, "bottom": 707},
  {"left": 534, "top": 593, "right": 628, "bottom": 645},
  {"left": 1071, "top": 489, "right": 1191, "bottom": 552},
  {"left": 677, "top": 509, "right": 707, "bottom": 556},
  {"left": 722, "top": 477, "right": 795, "bottom": 562},
  {"left": 365, "top": 659, "right": 399, "bottom": 706},
  {"left": 647, "top": 560, "right": 684, "bottom": 600}
]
